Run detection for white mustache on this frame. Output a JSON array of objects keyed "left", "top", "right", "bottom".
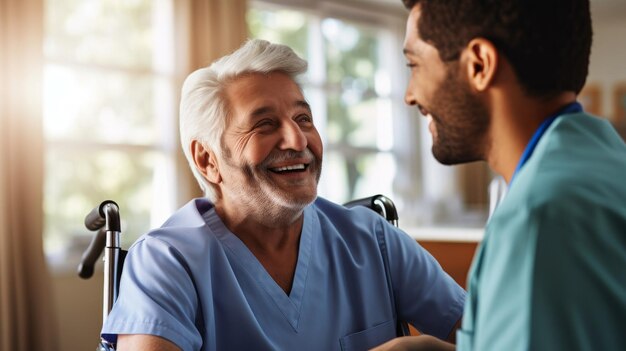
[{"left": 261, "top": 148, "right": 315, "bottom": 168}]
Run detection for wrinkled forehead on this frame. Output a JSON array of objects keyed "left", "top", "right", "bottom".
[
  {"left": 227, "top": 71, "right": 303, "bottom": 100},
  {"left": 224, "top": 72, "right": 308, "bottom": 122}
]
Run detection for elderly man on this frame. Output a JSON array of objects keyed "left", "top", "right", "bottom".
[
  {"left": 100, "top": 39, "right": 465, "bottom": 351},
  {"left": 373, "top": 0, "right": 626, "bottom": 350}
]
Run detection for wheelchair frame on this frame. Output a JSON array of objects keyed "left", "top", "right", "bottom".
[{"left": 79, "top": 200, "right": 125, "bottom": 351}]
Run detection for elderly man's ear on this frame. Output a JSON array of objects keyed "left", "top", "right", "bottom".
[{"left": 191, "top": 140, "right": 222, "bottom": 184}]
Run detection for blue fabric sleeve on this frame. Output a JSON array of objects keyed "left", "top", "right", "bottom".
[
  {"left": 382, "top": 220, "right": 466, "bottom": 339},
  {"left": 101, "top": 236, "right": 202, "bottom": 351}
]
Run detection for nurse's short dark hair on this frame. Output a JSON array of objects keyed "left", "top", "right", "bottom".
[{"left": 402, "top": 0, "right": 592, "bottom": 97}]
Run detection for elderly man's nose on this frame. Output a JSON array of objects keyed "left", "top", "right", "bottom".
[{"left": 280, "top": 122, "right": 307, "bottom": 151}]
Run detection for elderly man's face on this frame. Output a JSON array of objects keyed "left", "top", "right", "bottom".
[{"left": 218, "top": 72, "right": 323, "bottom": 212}]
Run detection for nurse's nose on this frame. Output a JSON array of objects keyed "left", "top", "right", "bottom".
[
  {"left": 279, "top": 120, "right": 307, "bottom": 151},
  {"left": 404, "top": 87, "right": 417, "bottom": 106}
]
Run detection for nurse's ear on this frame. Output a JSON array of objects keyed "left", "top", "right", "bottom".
[
  {"left": 191, "top": 140, "right": 221, "bottom": 185},
  {"left": 462, "top": 38, "right": 498, "bottom": 92}
]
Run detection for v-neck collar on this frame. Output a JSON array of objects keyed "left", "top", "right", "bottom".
[{"left": 203, "top": 205, "right": 314, "bottom": 332}]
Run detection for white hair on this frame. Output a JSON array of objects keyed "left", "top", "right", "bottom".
[{"left": 179, "top": 39, "right": 308, "bottom": 201}]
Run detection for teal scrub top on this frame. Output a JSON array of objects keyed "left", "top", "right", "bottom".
[{"left": 458, "top": 112, "right": 626, "bottom": 351}]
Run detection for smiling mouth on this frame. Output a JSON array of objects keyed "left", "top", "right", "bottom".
[{"left": 269, "top": 163, "right": 310, "bottom": 174}]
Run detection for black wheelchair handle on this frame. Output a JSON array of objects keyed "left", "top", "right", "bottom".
[
  {"left": 84, "top": 200, "right": 120, "bottom": 231},
  {"left": 373, "top": 195, "right": 399, "bottom": 223},
  {"left": 79, "top": 200, "right": 121, "bottom": 280},
  {"left": 344, "top": 194, "right": 399, "bottom": 224},
  {"left": 77, "top": 228, "right": 106, "bottom": 279}
]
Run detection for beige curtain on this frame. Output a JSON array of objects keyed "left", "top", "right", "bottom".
[
  {"left": 189, "top": 0, "right": 248, "bottom": 69},
  {"left": 0, "top": 0, "right": 60, "bottom": 350},
  {"left": 175, "top": 0, "right": 249, "bottom": 205}
]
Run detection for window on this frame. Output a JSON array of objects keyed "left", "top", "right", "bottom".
[
  {"left": 248, "top": 0, "right": 491, "bottom": 229},
  {"left": 43, "top": 0, "right": 178, "bottom": 266},
  {"left": 42, "top": 0, "right": 489, "bottom": 265},
  {"left": 248, "top": 2, "right": 406, "bottom": 207}
]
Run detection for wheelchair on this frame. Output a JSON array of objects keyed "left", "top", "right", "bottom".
[{"left": 78, "top": 194, "right": 407, "bottom": 350}]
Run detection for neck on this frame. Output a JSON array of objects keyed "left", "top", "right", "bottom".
[
  {"left": 214, "top": 197, "right": 304, "bottom": 251},
  {"left": 486, "top": 91, "right": 577, "bottom": 183}
]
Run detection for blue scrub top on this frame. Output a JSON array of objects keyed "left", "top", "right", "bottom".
[{"left": 102, "top": 197, "right": 465, "bottom": 351}]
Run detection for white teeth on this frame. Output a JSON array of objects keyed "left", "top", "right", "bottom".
[{"left": 273, "top": 164, "right": 306, "bottom": 172}]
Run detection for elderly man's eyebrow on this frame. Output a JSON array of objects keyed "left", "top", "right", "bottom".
[
  {"left": 295, "top": 100, "right": 311, "bottom": 112},
  {"left": 248, "top": 100, "right": 311, "bottom": 118},
  {"left": 250, "top": 106, "right": 275, "bottom": 118}
]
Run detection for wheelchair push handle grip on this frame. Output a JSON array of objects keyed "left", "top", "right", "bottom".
[
  {"left": 79, "top": 200, "right": 121, "bottom": 280},
  {"left": 77, "top": 228, "right": 106, "bottom": 279},
  {"left": 84, "top": 200, "right": 120, "bottom": 231},
  {"left": 374, "top": 195, "right": 399, "bottom": 223},
  {"left": 84, "top": 206, "right": 105, "bottom": 231}
]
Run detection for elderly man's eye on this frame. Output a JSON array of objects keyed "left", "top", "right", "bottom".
[
  {"left": 296, "top": 114, "right": 313, "bottom": 124},
  {"left": 254, "top": 119, "right": 276, "bottom": 129}
]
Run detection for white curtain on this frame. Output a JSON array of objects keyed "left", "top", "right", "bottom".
[{"left": 0, "top": 0, "right": 60, "bottom": 350}]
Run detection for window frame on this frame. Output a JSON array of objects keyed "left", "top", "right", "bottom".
[
  {"left": 249, "top": 0, "right": 425, "bottom": 224},
  {"left": 42, "top": 0, "right": 179, "bottom": 269}
]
